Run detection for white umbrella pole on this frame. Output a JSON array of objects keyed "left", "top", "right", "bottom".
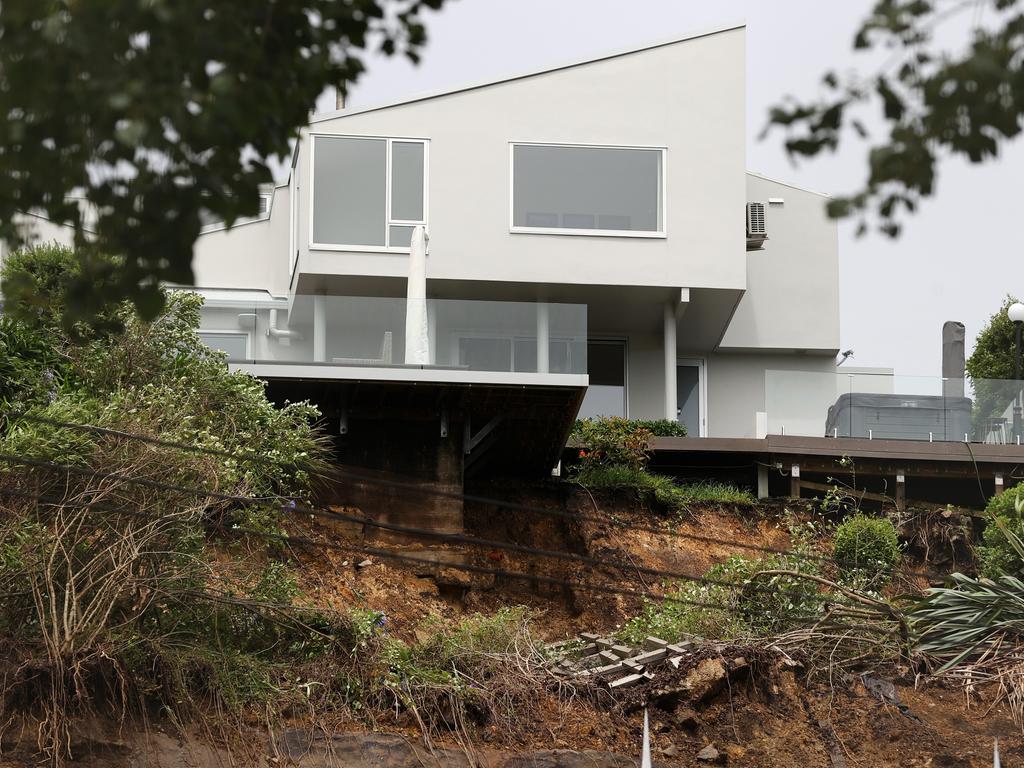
[{"left": 404, "top": 225, "right": 430, "bottom": 365}]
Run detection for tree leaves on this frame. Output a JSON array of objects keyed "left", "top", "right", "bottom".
[
  {"left": 0, "top": 0, "right": 447, "bottom": 325},
  {"left": 765, "top": 0, "right": 1024, "bottom": 236}
]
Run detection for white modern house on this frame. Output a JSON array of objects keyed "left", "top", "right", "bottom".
[
  {"left": 3, "top": 23, "right": 843, "bottom": 483},
  {"left": 187, "top": 22, "right": 840, "bottom": 446}
]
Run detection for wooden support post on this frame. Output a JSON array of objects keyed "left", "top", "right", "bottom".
[
  {"left": 896, "top": 469, "right": 906, "bottom": 512},
  {"left": 789, "top": 463, "right": 801, "bottom": 500},
  {"left": 995, "top": 473, "right": 1005, "bottom": 496}
]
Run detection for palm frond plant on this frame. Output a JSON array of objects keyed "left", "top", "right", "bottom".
[{"left": 911, "top": 496, "right": 1024, "bottom": 726}]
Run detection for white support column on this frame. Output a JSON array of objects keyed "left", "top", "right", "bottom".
[
  {"left": 427, "top": 300, "right": 437, "bottom": 365},
  {"left": 663, "top": 301, "right": 677, "bottom": 421},
  {"left": 536, "top": 302, "right": 550, "bottom": 374},
  {"left": 313, "top": 294, "right": 326, "bottom": 363}
]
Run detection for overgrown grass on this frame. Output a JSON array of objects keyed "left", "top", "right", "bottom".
[{"left": 572, "top": 464, "right": 754, "bottom": 511}]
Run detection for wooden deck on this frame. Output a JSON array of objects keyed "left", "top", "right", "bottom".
[
  {"left": 653, "top": 435, "right": 1024, "bottom": 466},
  {"left": 649, "top": 435, "right": 1024, "bottom": 508}
]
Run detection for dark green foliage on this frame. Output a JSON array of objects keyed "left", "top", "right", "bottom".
[
  {"left": 978, "top": 485, "right": 1024, "bottom": 577},
  {"left": 570, "top": 416, "right": 747, "bottom": 511},
  {"left": 0, "top": 245, "right": 334, "bottom": 755},
  {"left": 765, "top": 1, "right": 1024, "bottom": 237},
  {"left": 833, "top": 514, "right": 902, "bottom": 580},
  {"left": 967, "top": 296, "right": 1024, "bottom": 382},
  {"left": 620, "top": 552, "right": 824, "bottom": 643},
  {"left": 0, "top": 0, "right": 445, "bottom": 325},
  {"left": 627, "top": 419, "right": 688, "bottom": 437},
  {"left": 965, "top": 297, "right": 1024, "bottom": 437},
  {"left": 912, "top": 572, "right": 1024, "bottom": 670},
  {"left": 571, "top": 416, "right": 654, "bottom": 471}
]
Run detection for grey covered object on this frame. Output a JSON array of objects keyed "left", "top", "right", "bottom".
[
  {"left": 942, "top": 321, "right": 966, "bottom": 399},
  {"left": 826, "top": 392, "right": 973, "bottom": 441}
]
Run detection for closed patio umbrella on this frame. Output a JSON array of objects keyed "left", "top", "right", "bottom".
[{"left": 404, "top": 225, "right": 430, "bottom": 365}]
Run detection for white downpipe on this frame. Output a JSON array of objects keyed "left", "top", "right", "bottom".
[
  {"left": 536, "top": 302, "right": 550, "bottom": 374},
  {"left": 663, "top": 301, "right": 678, "bottom": 421},
  {"left": 404, "top": 225, "right": 430, "bottom": 365},
  {"left": 267, "top": 308, "right": 301, "bottom": 340}
]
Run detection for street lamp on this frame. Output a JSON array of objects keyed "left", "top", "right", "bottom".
[{"left": 1009, "top": 302, "right": 1024, "bottom": 443}]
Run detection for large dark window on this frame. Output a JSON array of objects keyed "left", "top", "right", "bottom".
[{"left": 578, "top": 340, "right": 626, "bottom": 418}]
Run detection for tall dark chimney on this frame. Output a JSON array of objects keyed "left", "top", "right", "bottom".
[{"left": 942, "top": 321, "right": 965, "bottom": 398}]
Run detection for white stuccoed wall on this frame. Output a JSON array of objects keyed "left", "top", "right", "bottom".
[{"left": 294, "top": 26, "right": 747, "bottom": 293}]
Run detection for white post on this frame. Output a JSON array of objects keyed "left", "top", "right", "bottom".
[
  {"left": 663, "top": 301, "right": 677, "bottom": 421},
  {"left": 536, "top": 302, "right": 550, "bottom": 374},
  {"left": 313, "top": 294, "right": 326, "bottom": 363},
  {"left": 427, "top": 300, "right": 437, "bottom": 365},
  {"left": 757, "top": 464, "right": 769, "bottom": 499}
]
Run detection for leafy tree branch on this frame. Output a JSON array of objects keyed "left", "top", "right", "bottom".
[{"left": 765, "top": 0, "right": 1024, "bottom": 236}]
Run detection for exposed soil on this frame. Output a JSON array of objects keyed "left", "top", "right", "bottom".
[
  {"left": 263, "top": 480, "right": 1024, "bottom": 766},
  {"left": 4, "top": 482, "right": 1019, "bottom": 766}
]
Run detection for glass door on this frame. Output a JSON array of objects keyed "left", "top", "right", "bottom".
[{"left": 676, "top": 358, "right": 706, "bottom": 436}]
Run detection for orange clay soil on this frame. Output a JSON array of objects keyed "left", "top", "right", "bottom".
[
  {"left": 260, "top": 481, "right": 1021, "bottom": 767},
  {"left": 6, "top": 483, "right": 1013, "bottom": 766}
]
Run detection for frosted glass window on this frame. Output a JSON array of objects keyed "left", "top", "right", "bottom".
[
  {"left": 199, "top": 332, "right": 248, "bottom": 361},
  {"left": 312, "top": 136, "right": 426, "bottom": 248},
  {"left": 313, "top": 137, "right": 386, "bottom": 246},
  {"left": 391, "top": 142, "right": 425, "bottom": 221},
  {"left": 512, "top": 144, "right": 662, "bottom": 234}
]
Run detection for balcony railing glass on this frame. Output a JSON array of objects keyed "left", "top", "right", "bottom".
[
  {"left": 193, "top": 293, "right": 588, "bottom": 376},
  {"left": 765, "top": 369, "right": 1024, "bottom": 444}
]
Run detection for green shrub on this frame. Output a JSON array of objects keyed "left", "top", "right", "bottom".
[
  {"left": 0, "top": 245, "right": 335, "bottom": 753},
  {"left": 833, "top": 514, "right": 902, "bottom": 579},
  {"left": 619, "top": 554, "right": 823, "bottom": 643},
  {"left": 629, "top": 419, "right": 688, "bottom": 437},
  {"left": 570, "top": 416, "right": 653, "bottom": 470},
  {"left": 979, "top": 486, "right": 1024, "bottom": 577}
]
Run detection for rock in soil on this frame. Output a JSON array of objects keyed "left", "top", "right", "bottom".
[{"left": 696, "top": 743, "right": 722, "bottom": 762}]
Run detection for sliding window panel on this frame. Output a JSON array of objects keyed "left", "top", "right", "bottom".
[{"left": 313, "top": 137, "right": 387, "bottom": 246}]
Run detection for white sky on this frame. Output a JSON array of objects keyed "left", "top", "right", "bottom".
[{"left": 324, "top": 0, "right": 1024, "bottom": 377}]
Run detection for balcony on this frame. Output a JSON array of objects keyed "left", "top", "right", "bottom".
[
  {"left": 194, "top": 291, "right": 589, "bottom": 388},
  {"left": 764, "top": 369, "right": 1024, "bottom": 444}
]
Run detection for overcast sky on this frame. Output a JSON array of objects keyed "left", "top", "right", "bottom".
[{"left": 324, "top": 0, "right": 1023, "bottom": 378}]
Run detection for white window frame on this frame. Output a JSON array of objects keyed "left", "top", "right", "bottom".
[
  {"left": 198, "top": 329, "right": 251, "bottom": 360},
  {"left": 308, "top": 132, "right": 429, "bottom": 253},
  {"left": 508, "top": 141, "right": 666, "bottom": 239}
]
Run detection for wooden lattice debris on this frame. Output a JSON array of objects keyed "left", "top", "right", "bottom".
[{"left": 550, "top": 632, "right": 696, "bottom": 687}]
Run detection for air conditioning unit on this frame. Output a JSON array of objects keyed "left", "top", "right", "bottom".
[{"left": 746, "top": 202, "right": 766, "bottom": 237}]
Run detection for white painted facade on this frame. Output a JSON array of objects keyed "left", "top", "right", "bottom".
[{"left": 7, "top": 24, "right": 843, "bottom": 439}]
